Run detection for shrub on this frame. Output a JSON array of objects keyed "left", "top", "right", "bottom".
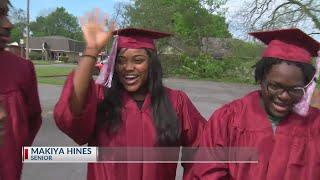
[
  {"left": 59, "top": 56, "right": 69, "bottom": 63},
  {"left": 170, "top": 53, "right": 257, "bottom": 83},
  {"left": 228, "top": 39, "right": 264, "bottom": 61},
  {"left": 29, "top": 51, "right": 42, "bottom": 60}
]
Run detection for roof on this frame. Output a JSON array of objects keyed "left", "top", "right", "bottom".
[
  {"left": 8, "top": 42, "right": 19, "bottom": 47},
  {"left": 29, "top": 36, "right": 85, "bottom": 52}
]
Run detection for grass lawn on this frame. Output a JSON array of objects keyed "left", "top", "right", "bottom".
[
  {"left": 37, "top": 77, "right": 67, "bottom": 85},
  {"left": 35, "top": 66, "right": 74, "bottom": 76},
  {"left": 35, "top": 66, "right": 74, "bottom": 85},
  {"left": 32, "top": 60, "right": 52, "bottom": 65},
  {"left": 32, "top": 60, "right": 61, "bottom": 65}
]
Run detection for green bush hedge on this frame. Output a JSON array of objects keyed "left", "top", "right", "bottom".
[
  {"left": 29, "top": 51, "right": 42, "bottom": 60},
  {"left": 228, "top": 39, "right": 264, "bottom": 60},
  {"left": 161, "top": 53, "right": 258, "bottom": 84},
  {"left": 59, "top": 56, "right": 69, "bottom": 63}
]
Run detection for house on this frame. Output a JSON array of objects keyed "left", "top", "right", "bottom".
[{"left": 29, "top": 36, "right": 85, "bottom": 61}]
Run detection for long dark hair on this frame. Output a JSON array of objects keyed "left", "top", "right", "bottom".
[{"left": 97, "top": 49, "right": 181, "bottom": 146}]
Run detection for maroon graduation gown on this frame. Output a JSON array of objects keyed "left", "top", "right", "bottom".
[
  {"left": 54, "top": 73, "right": 206, "bottom": 180},
  {"left": 0, "top": 51, "right": 42, "bottom": 180},
  {"left": 191, "top": 90, "right": 320, "bottom": 180}
]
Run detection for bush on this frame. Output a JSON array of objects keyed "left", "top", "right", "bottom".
[
  {"left": 169, "top": 53, "right": 257, "bottom": 83},
  {"left": 29, "top": 51, "right": 42, "bottom": 60},
  {"left": 59, "top": 56, "right": 69, "bottom": 63},
  {"left": 159, "top": 54, "right": 183, "bottom": 77},
  {"left": 228, "top": 39, "right": 264, "bottom": 61}
]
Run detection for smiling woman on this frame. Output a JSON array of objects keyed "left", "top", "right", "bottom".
[
  {"left": 54, "top": 9, "right": 206, "bottom": 180},
  {"left": 191, "top": 28, "right": 320, "bottom": 180},
  {"left": 116, "top": 48, "right": 149, "bottom": 98},
  {"left": 254, "top": 57, "right": 315, "bottom": 118}
]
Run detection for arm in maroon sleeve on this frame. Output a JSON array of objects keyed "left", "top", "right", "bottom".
[
  {"left": 24, "top": 61, "right": 42, "bottom": 146},
  {"left": 189, "top": 103, "right": 236, "bottom": 180},
  {"left": 178, "top": 91, "right": 207, "bottom": 147},
  {"left": 177, "top": 91, "right": 207, "bottom": 178},
  {"left": 54, "top": 72, "right": 102, "bottom": 145}
]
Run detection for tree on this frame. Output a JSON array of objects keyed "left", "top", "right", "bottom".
[
  {"left": 236, "top": 0, "right": 320, "bottom": 35},
  {"left": 123, "top": 0, "right": 176, "bottom": 32},
  {"left": 10, "top": 23, "right": 25, "bottom": 43},
  {"left": 120, "top": 0, "right": 231, "bottom": 54},
  {"left": 112, "top": 2, "right": 132, "bottom": 28},
  {"left": 173, "top": 0, "right": 231, "bottom": 44},
  {"left": 9, "top": 7, "right": 27, "bottom": 42},
  {"left": 9, "top": 7, "right": 27, "bottom": 24},
  {"left": 30, "top": 7, "right": 83, "bottom": 41}
]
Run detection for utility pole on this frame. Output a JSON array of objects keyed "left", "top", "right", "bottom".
[{"left": 26, "top": 0, "right": 30, "bottom": 59}]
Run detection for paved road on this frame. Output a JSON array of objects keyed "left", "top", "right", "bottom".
[{"left": 22, "top": 78, "right": 257, "bottom": 180}]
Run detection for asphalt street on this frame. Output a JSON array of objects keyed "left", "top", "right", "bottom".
[{"left": 22, "top": 78, "right": 257, "bottom": 180}]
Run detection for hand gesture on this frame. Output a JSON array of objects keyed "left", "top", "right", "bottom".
[{"left": 80, "top": 8, "right": 116, "bottom": 55}]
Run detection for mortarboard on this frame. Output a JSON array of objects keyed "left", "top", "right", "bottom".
[
  {"left": 96, "top": 28, "right": 172, "bottom": 88},
  {"left": 113, "top": 28, "right": 172, "bottom": 50},
  {"left": 249, "top": 28, "right": 319, "bottom": 64}
]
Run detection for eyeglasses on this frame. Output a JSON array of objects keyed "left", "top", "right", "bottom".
[{"left": 263, "top": 80, "right": 306, "bottom": 99}]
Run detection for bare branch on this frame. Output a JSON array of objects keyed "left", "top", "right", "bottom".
[
  {"left": 268, "top": 2, "right": 292, "bottom": 22},
  {"left": 237, "top": 0, "right": 320, "bottom": 32},
  {"left": 278, "top": 8, "right": 301, "bottom": 17},
  {"left": 308, "top": 32, "right": 320, "bottom": 35},
  {"left": 288, "top": 0, "right": 320, "bottom": 29},
  {"left": 309, "top": 8, "right": 320, "bottom": 13},
  {"left": 252, "top": 0, "right": 273, "bottom": 26},
  {"left": 306, "top": 0, "right": 314, "bottom": 6}
]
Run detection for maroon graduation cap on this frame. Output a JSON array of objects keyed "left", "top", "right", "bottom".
[
  {"left": 113, "top": 28, "right": 172, "bottom": 50},
  {"left": 249, "top": 28, "right": 320, "bottom": 64}
]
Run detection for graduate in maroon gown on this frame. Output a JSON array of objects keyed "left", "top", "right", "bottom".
[
  {"left": 191, "top": 29, "right": 320, "bottom": 180},
  {"left": 0, "top": 1, "right": 42, "bottom": 179},
  {"left": 54, "top": 9, "right": 206, "bottom": 180}
]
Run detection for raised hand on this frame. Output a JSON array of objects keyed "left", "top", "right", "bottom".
[
  {"left": 71, "top": 9, "right": 116, "bottom": 115},
  {"left": 80, "top": 8, "right": 116, "bottom": 56}
]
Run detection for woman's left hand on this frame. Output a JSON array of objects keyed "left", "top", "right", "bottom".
[{"left": 80, "top": 8, "right": 115, "bottom": 56}]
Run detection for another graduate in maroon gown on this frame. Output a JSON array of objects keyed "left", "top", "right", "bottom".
[
  {"left": 191, "top": 29, "right": 320, "bottom": 180},
  {"left": 0, "top": 1, "right": 42, "bottom": 179},
  {"left": 54, "top": 10, "right": 206, "bottom": 180}
]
